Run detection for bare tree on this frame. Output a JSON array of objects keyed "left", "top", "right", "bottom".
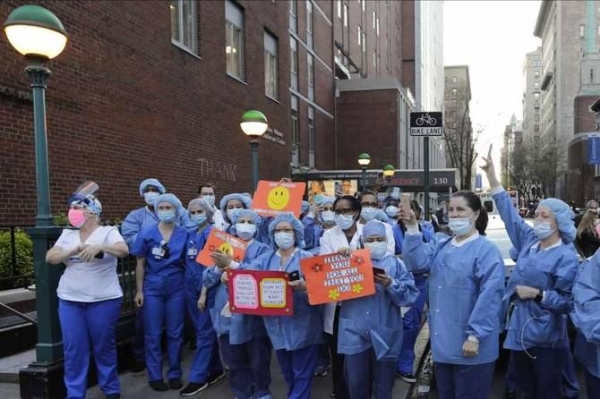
[{"left": 508, "top": 135, "right": 558, "bottom": 199}]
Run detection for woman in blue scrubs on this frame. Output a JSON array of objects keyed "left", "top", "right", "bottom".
[
  {"left": 400, "top": 190, "right": 505, "bottom": 399},
  {"left": 246, "top": 213, "right": 323, "bottom": 399},
  {"left": 204, "top": 209, "right": 273, "bottom": 399},
  {"left": 482, "top": 151, "right": 579, "bottom": 399},
  {"left": 46, "top": 192, "right": 128, "bottom": 399},
  {"left": 131, "top": 193, "right": 188, "bottom": 392},
  {"left": 180, "top": 198, "right": 224, "bottom": 396},
  {"left": 338, "top": 220, "right": 419, "bottom": 399}
]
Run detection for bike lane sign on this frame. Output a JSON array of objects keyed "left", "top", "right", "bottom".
[{"left": 410, "top": 112, "right": 443, "bottom": 136}]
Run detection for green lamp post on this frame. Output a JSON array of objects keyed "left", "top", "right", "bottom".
[
  {"left": 4, "top": 5, "right": 68, "bottom": 397},
  {"left": 240, "top": 110, "right": 268, "bottom": 191},
  {"left": 383, "top": 164, "right": 395, "bottom": 178},
  {"left": 357, "top": 153, "right": 371, "bottom": 192}
]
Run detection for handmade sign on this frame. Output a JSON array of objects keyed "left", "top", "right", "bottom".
[
  {"left": 252, "top": 180, "right": 306, "bottom": 217},
  {"left": 300, "top": 249, "right": 376, "bottom": 305},
  {"left": 227, "top": 270, "right": 294, "bottom": 316},
  {"left": 196, "top": 229, "right": 248, "bottom": 266}
]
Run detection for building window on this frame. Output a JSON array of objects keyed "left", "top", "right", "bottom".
[
  {"left": 362, "top": 31, "right": 366, "bottom": 53},
  {"left": 358, "top": 25, "right": 362, "bottom": 46},
  {"left": 534, "top": 124, "right": 540, "bottom": 133},
  {"left": 452, "top": 88, "right": 457, "bottom": 95},
  {"left": 343, "top": 4, "right": 348, "bottom": 27},
  {"left": 598, "top": 26, "right": 600, "bottom": 37},
  {"left": 225, "top": 1, "right": 244, "bottom": 80},
  {"left": 452, "top": 76, "right": 457, "bottom": 84},
  {"left": 581, "top": 24, "right": 585, "bottom": 38},
  {"left": 308, "top": 106, "right": 315, "bottom": 167},
  {"left": 376, "top": 18, "right": 380, "bottom": 36},
  {"left": 308, "top": 53, "right": 314, "bottom": 100},
  {"left": 337, "top": 0, "right": 342, "bottom": 18},
  {"left": 591, "top": 68, "right": 595, "bottom": 83},
  {"left": 533, "top": 92, "right": 540, "bottom": 100},
  {"left": 264, "top": 32, "right": 277, "bottom": 99},
  {"left": 534, "top": 103, "right": 540, "bottom": 111},
  {"left": 533, "top": 82, "right": 540, "bottom": 89},
  {"left": 362, "top": 0, "right": 365, "bottom": 12},
  {"left": 289, "top": 0, "right": 297, "bottom": 32},
  {"left": 291, "top": 96, "right": 299, "bottom": 165},
  {"left": 307, "top": 1, "right": 313, "bottom": 48},
  {"left": 534, "top": 70, "right": 540, "bottom": 78},
  {"left": 534, "top": 114, "right": 540, "bottom": 122},
  {"left": 373, "top": 50, "right": 376, "bottom": 68},
  {"left": 170, "top": 0, "right": 197, "bottom": 53},
  {"left": 372, "top": 11, "right": 376, "bottom": 29},
  {"left": 290, "top": 37, "right": 298, "bottom": 90}
]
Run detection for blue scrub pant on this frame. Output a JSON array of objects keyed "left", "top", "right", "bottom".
[
  {"left": 434, "top": 361, "right": 495, "bottom": 399},
  {"left": 344, "top": 348, "right": 396, "bottom": 399},
  {"left": 505, "top": 344, "right": 579, "bottom": 397},
  {"left": 585, "top": 370, "right": 600, "bottom": 399},
  {"left": 133, "top": 308, "right": 144, "bottom": 362},
  {"left": 143, "top": 273, "right": 185, "bottom": 383},
  {"left": 219, "top": 335, "right": 272, "bottom": 399},
  {"left": 185, "top": 271, "right": 222, "bottom": 383},
  {"left": 397, "top": 275, "right": 427, "bottom": 374},
  {"left": 58, "top": 298, "right": 122, "bottom": 399},
  {"left": 511, "top": 347, "right": 565, "bottom": 399},
  {"left": 275, "top": 344, "right": 318, "bottom": 399}
]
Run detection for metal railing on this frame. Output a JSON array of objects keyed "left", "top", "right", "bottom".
[{"left": 0, "top": 225, "right": 35, "bottom": 291}]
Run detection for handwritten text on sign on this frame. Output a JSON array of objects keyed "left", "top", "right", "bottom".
[
  {"left": 252, "top": 180, "right": 306, "bottom": 218},
  {"left": 300, "top": 249, "right": 376, "bottom": 305},
  {"left": 228, "top": 270, "right": 294, "bottom": 316},
  {"left": 196, "top": 229, "right": 248, "bottom": 266}
]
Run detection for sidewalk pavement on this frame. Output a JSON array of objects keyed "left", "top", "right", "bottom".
[{"left": 0, "top": 345, "right": 414, "bottom": 399}]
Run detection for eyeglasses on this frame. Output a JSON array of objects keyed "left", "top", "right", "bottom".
[
  {"left": 274, "top": 228, "right": 295, "bottom": 233},
  {"left": 334, "top": 208, "right": 355, "bottom": 216}
]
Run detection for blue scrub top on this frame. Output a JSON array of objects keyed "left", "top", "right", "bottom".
[
  {"left": 130, "top": 223, "right": 189, "bottom": 277},
  {"left": 122, "top": 206, "right": 159, "bottom": 248}
]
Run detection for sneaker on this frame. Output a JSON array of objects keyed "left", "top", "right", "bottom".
[
  {"left": 207, "top": 371, "right": 226, "bottom": 385},
  {"left": 169, "top": 378, "right": 183, "bottom": 390},
  {"left": 130, "top": 361, "right": 145, "bottom": 373},
  {"left": 149, "top": 380, "right": 169, "bottom": 392},
  {"left": 314, "top": 369, "right": 329, "bottom": 377},
  {"left": 180, "top": 382, "right": 208, "bottom": 396},
  {"left": 105, "top": 395, "right": 121, "bottom": 399},
  {"left": 398, "top": 372, "right": 417, "bottom": 383}
]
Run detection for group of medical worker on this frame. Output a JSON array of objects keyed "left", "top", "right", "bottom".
[{"left": 45, "top": 151, "right": 600, "bottom": 399}]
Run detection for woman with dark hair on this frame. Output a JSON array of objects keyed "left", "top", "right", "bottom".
[
  {"left": 575, "top": 210, "right": 600, "bottom": 258},
  {"left": 399, "top": 190, "right": 505, "bottom": 399},
  {"left": 482, "top": 151, "right": 579, "bottom": 399}
]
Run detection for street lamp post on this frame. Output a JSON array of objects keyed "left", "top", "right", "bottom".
[
  {"left": 4, "top": 5, "right": 68, "bottom": 398},
  {"left": 383, "top": 164, "right": 395, "bottom": 192},
  {"left": 241, "top": 110, "right": 269, "bottom": 192},
  {"left": 357, "top": 153, "right": 371, "bottom": 192}
]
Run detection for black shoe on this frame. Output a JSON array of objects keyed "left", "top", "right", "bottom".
[
  {"left": 130, "top": 361, "right": 145, "bottom": 373},
  {"left": 314, "top": 368, "right": 329, "bottom": 377},
  {"left": 180, "top": 382, "right": 208, "bottom": 396},
  {"left": 149, "top": 380, "right": 169, "bottom": 392},
  {"left": 106, "top": 395, "right": 121, "bottom": 399},
  {"left": 169, "top": 378, "right": 183, "bottom": 390},
  {"left": 398, "top": 371, "right": 416, "bottom": 383},
  {"left": 505, "top": 390, "right": 517, "bottom": 399},
  {"left": 207, "top": 371, "right": 226, "bottom": 385}
]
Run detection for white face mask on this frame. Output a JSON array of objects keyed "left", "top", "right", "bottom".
[
  {"left": 201, "top": 194, "right": 215, "bottom": 207},
  {"left": 361, "top": 207, "right": 378, "bottom": 222},
  {"left": 385, "top": 206, "right": 399, "bottom": 218},
  {"left": 321, "top": 210, "right": 335, "bottom": 224},
  {"left": 364, "top": 241, "right": 388, "bottom": 260},
  {"left": 227, "top": 208, "right": 243, "bottom": 222},
  {"left": 274, "top": 232, "right": 295, "bottom": 250},
  {"left": 144, "top": 192, "right": 160, "bottom": 206},
  {"left": 335, "top": 214, "right": 355, "bottom": 230},
  {"left": 448, "top": 217, "right": 473, "bottom": 237},
  {"left": 236, "top": 223, "right": 257, "bottom": 240}
]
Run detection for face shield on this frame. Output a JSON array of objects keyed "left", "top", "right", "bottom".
[{"left": 67, "top": 181, "right": 101, "bottom": 214}]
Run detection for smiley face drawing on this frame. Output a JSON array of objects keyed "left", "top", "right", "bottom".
[
  {"left": 217, "top": 242, "right": 234, "bottom": 256},
  {"left": 267, "top": 186, "right": 291, "bottom": 211}
]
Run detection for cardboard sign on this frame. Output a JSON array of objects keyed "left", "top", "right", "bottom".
[
  {"left": 227, "top": 270, "right": 294, "bottom": 316},
  {"left": 300, "top": 249, "right": 376, "bottom": 305},
  {"left": 252, "top": 180, "right": 306, "bottom": 217},
  {"left": 196, "top": 229, "right": 248, "bottom": 267}
]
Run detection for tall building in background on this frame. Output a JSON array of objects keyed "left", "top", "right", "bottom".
[
  {"left": 534, "top": 0, "right": 587, "bottom": 197},
  {"left": 443, "top": 65, "right": 474, "bottom": 189},
  {"left": 501, "top": 116, "right": 523, "bottom": 188},
  {"left": 522, "top": 47, "right": 543, "bottom": 145}
]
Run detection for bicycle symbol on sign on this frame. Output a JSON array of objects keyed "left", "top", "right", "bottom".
[{"left": 415, "top": 113, "right": 437, "bottom": 126}]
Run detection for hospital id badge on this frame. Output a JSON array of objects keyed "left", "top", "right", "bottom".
[
  {"left": 187, "top": 248, "right": 198, "bottom": 257},
  {"left": 151, "top": 246, "right": 165, "bottom": 259}
]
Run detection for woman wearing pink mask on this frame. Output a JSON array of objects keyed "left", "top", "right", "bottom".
[{"left": 46, "top": 192, "right": 129, "bottom": 399}]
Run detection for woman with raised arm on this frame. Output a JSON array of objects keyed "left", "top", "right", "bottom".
[{"left": 481, "top": 146, "right": 579, "bottom": 399}]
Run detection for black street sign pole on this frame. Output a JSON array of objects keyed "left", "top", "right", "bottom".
[{"left": 410, "top": 111, "right": 443, "bottom": 220}]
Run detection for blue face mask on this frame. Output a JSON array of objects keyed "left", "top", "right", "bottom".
[
  {"left": 533, "top": 221, "right": 555, "bottom": 240},
  {"left": 335, "top": 214, "right": 355, "bottom": 230},
  {"left": 448, "top": 217, "right": 473, "bottom": 237},
  {"left": 144, "top": 192, "right": 160, "bottom": 206},
  {"left": 320, "top": 210, "right": 335, "bottom": 224},
  {"left": 190, "top": 214, "right": 207, "bottom": 226},
  {"left": 385, "top": 206, "right": 399, "bottom": 218},
  {"left": 236, "top": 223, "right": 257, "bottom": 240},
  {"left": 158, "top": 210, "right": 177, "bottom": 223},
  {"left": 365, "top": 241, "right": 387, "bottom": 260},
  {"left": 227, "top": 208, "right": 243, "bottom": 222},
  {"left": 361, "top": 207, "right": 378, "bottom": 222},
  {"left": 274, "top": 232, "right": 295, "bottom": 250}
]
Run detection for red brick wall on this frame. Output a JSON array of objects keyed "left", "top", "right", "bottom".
[
  {"left": 0, "top": 0, "right": 291, "bottom": 225},
  {"left": 335, "top": 88, "right": 399, "bottom": 170}
]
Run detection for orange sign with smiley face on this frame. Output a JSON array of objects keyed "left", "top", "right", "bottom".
[
  {"left": 196, "top": 229, "right": 248, "bottom": 267},
  {"left": 252, "top": 180, "right": 306, "bottom": 217}
]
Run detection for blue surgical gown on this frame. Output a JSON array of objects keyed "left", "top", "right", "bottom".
[
  {"left": 122, "top": 206, "right": 159, "bottom": 248},
  {"left": 337, "top": 254, "right": 419, "bottom": 361},
  {"left": 403, "top": 232, "right": 505, "bottom": 365},
  {"left": 493, "top": 190, "right": 579, "bottom": 351}
]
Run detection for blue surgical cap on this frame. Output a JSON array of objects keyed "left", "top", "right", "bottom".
[
  {"left": 538, "top": 198, "right": 576, "bottom": 243},
  {"left": 301, "top": 201, "right": 310, "bottom": 214},
  {"left": 70, "top": 194, "right": 102, "bottom": 215},
  {"left": 318, "top": 196, "right": 336, "bottom": 206},
  {"left": 384, "top": 196, "right": 400, "bottom": 207},
  {"left": 374, "top": 210, "right": 389, "bottom": 223},
  {"left": 268, "top": 212, "right": 304, "bottom": 248},
  {"left": 231, "top": 209, "right": 262, "bottom": 237},
  {"left": 187, "top": 198, "right": 214, "bottom": 223},
  {"left": 139, "top": 178, "right": 166, "bottom": 197},
  {"left": 154, "top": 193, "right": 184, "bottom": 218},
  {"left": 220, "top": 193, "right": 253, "bottom": 223},
  {"left": 363, "top": 220, "right": 387, "bottom": 240}
]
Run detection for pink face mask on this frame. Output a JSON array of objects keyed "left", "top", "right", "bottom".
[{"left": 68, "top": 209, "right": 88, "bottom": 228}]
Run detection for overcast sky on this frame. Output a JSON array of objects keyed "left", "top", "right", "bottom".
[{"left": 443, "top": 0, "right": 542, "bottom": 185}]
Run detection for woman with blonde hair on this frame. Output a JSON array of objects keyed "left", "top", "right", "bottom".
[{"left": 575, "top": 210, "right": 600, "bottom": 258}]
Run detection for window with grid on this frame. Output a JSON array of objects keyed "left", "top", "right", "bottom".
[
  {"left": 225, "top": 1, "right": 244, "bottom": 79},
  {"left": 170, "top": 0, "right": 197, "bottom": 53},
  {"left": 264, "top": 32, "right": 278, "bottom": 99}
]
